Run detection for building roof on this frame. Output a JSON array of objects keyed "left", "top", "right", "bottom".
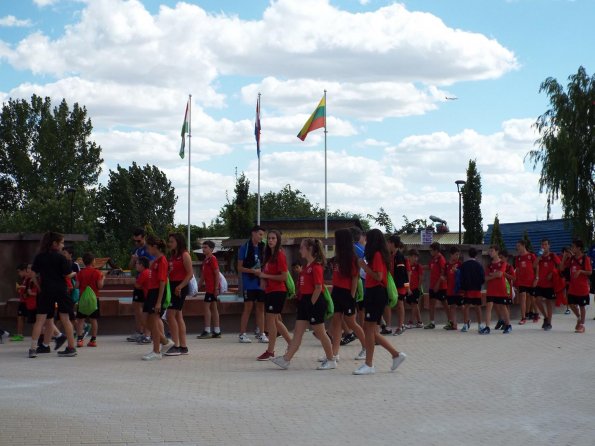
[
  {"left": 483, "top": 218, "right": 573, "bottom": 254},
  {"left": 399, "top": 232, "right": 463, "bottom": 245}
]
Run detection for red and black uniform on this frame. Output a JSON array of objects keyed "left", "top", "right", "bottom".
[
  {"left": 535, "top": 253, "right": 560, "bottom": 300},
  {"left": 169, "top": 252, "right": 190, "bottom": 310},
  {"left": 331, "top": 257, "right": 358, "bottom": 316},
  {"left": 144, "top": 255, "right": 168, "bottom": 314},
  {"left": 202, "top": 255, "right": 219, "bottom": 303},
  {"left": 17, "top": 277, "right": 38, "bottom": 323},
  {"left": 297, "top": 262, "right": 326, "bottom": 325},
  {"left": 514, "top": 252, "right": 536, "bottom": 294},
  {"left": 446, "top": 260, "right": 463, "bottom": 306},
  {"left": 567, "top": 255, "right": 592, "bottom": 306},
  {"left": 485, "top": 260, "right": 511, "bottom": 305},
  {"left": 76, "top": 267, "right": 103, "bottom": 318},
  {"left": 133, "top": 268, "right": 150, "bottom": 303},
  {"left": 428, "top": 253, "right": 447, "bottom": 301},
  {"left": 263, "top": 250, "right": 288, "bottom": 314},
  {"left": 407, "top": 262, "right": 423, "bottom": 304},
  {"left": 364, "top": 251, "right": 388, "bottom": 324}
]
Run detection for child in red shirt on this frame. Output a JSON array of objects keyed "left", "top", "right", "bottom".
[
  {"left": 406, "top": 249, "right": 424, "bottom": 328},
  {"left": 133, "top": 256, "right": 151, "bottom": 343},
  {"left": 75, "top": 252, "right": 104, "bottom": 347},
  {"left": 514, "top": 240, "right": 536, "bottom": 324},
  {"left": 12, "top": 264, "right": 37, "bottom": 341},
  {"left": 425, "top": 242, "right": 449, "bottom": 329},
  {"left": 567, "top": 239, "right": 592, "bottom": 333},
  {"left": 197, "top": 240, "right": 221, "bottom": 339},
  {"left": 445, "top": 246, "right": 463, "bottom": 330},
  {"left": 482, "top": 245, "right": 512, "bottom": 334}
]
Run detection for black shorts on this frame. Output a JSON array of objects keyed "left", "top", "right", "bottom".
[
  {"left": 37, "top": 290, "right": 73, "bottom": 316},
  {"left": 356, "top": 300, "right": 365, "bottom": 311},
  {"left": 168, "top": 281, "right": 188, "bottom": 311},
  {"left": 397, "top": 293, "right": 407, "bottom": 306},
  {"left": 265, "top": 291, "right": 286, "bottom": 314},
  {"left": 517, "top": 286, "right": 535, "bottom": 296},
  {"left": 568, "top": 294, "right": 590, "bottom": 307},
  {"left": 143, "top": 289, "right": 166, "bottom": 315},
  {"left": 77, "top": 300, "right": 100, "bottom": 319},
  {"left": 132, "top": 288, "right": 145, "bottom": 303},
  {"left": 447, "top": 295, "right": 464, "bottom": 306},
  {"left": 331, "top": 286, "right": 356, "bottom": 316},
  {"left": 429, "top": 289, "right": 447, "bottom": 301},
  {"left": 534, "top": 287, "right": 555, "bottom": 300},
  {"left": 245, "top": 289, "right": 265, "bottom": 303},
  {"left": 363, "top": 286, "right": 388, "bottom": 324},
  {"left": 296, "top": 294, "right": 326, "bottom": 325},
  {"left": 405, "top": 289, "right": 421, "bottom": 305},
  {"left": 204, "top": 292, "right": 218, "bottom": 303},
  {"left": 464, "top": 297, "right": 482, "bottom": 306},
  {"left": 487, "top": 296, "right": 512, "bottom": 305}
]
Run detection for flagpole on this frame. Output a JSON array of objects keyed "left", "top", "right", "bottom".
[
  {"left": 187, "top": 94, "right": 192, "bottom": 246},
  {"left": 257, "top": 93, "right": 261, "bottom": 226},
  {"left": 324, "top": 90, "right": 328, "bottom": 252}
]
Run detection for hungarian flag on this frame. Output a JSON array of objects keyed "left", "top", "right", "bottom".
[
  {"left": 180, "top": 100, "right": 190, "bottom": 159},
  {"left": 255, "top": 96, "right": 261, "bottom": 158},
  {"left": 297, "top": 96, "right": 325, "bottom": 141}
]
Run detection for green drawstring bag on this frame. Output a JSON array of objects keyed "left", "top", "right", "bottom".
[
  {"left": 163, "top": 280, "right": 172, "bottom": 309},
  {"left": 322, "top": 285, "right": 334, "bottom": 319},
  {"left": 78, "top": 286, "right": 97, "bottom": 315},
  {"left": 286, "top": 273, "right": 296, "bottom": 299},
  {"left": 355, "top": 278, "right": 364, "bottom": 302},
  {"left": 387, "top": 274, "right": 398, "bottom": 308}
]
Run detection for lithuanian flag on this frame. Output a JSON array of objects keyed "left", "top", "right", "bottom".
[{"left": 297, "top": 96, "right": 325, "bottom": 141}]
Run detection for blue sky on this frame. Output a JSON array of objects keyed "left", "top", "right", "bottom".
[{"left": 0, "top": 0, "right": 591, "bottom": 232}]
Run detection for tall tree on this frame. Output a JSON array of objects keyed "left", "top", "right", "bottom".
[
  {"left": 220, "top": 172, "right": 254, "bottom": 239},
  {"left": 490, "top": 215, "right": 505, "bottom": 252},
  {"left": 529, "top": 66, "right": 595, "bottom": 242},
  {"left": 259, "top": 184, "right": 323, "bottom": 219},
  {"left": 0, "top": 94, "right": 103, "bottom": 228},
  {"left": 522, "top": 230, "right": 533, "bottom": 253},
  {"left": 462, "top": 159, "right": 483, "bottom": 244}
]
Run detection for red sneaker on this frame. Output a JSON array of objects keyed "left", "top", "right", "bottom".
[
  {"left": 518, "top": 318, "right": 527, "bottom": 325},
  {"left": 76, "top": 339, "right": 84, "bottom": 348},
  {"left": 532, "top": 314, "right": 540, "bottom": 323},
  {"left": 257, "top": 351, "right": 274, "bottom": 361},
  {"left": 87, "top": 340, "right": 97, "bottom": 347},
  {"left": 575, "top": 324, "right": 585, "bottom": 333}
]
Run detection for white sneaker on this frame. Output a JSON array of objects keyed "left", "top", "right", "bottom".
[
  {"left": 142, "top": 351, "right": 162, "bottom": 361},
  {"left": 353, "top": 364, "right": 375, "bottom": 375},
  {"left": 160, "top": 339, "right": 174, "bottom": 354},
  {"left": 239, "top": 333, "right": 252, "bottom": 343},
  {"left": 391, "top": 352, "right": 407, "bottom": 371},
  {"left": 354, "top": 349, "right": 366, "bottom": 360},
  {"left": 271, "top": 356, "right": 290, "bottom": 369},
  {"left": 316, "top": 359, "right": 337, "bottom": 370},
  {"left": 317, "top": 354, "right": 339, "bottom": 362},
  {"left": 257, "top": 334, "right": 269, "bottom": 343}
]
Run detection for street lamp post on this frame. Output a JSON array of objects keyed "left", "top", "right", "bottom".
[
  {"left": 65, "top": 187, "right": 76, "bottom": 233},
  {"left": 455, "top": 180, "right": 466, "bottom": 244}
]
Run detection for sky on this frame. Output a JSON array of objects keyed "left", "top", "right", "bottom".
[{"left": 0, "top": 0, "right": 591, "bottom": 233}]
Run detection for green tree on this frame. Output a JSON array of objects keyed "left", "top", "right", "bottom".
[
  {"left": 529, "top": 66, "right": 595, "bottom": 242},
  {"left": 0, "top": 94, "right": 103, "bottom": 230},
  {"left": 490, "top": 215, "right": 505, "bottom": 252},
  {"left": 396, "top": 215, "right": 428, "bottom": 234},
  {"left": 522, "top": 230, "right": 533, "bottom": 253},
  {"left": 367, "top": 207, "right": 395, "bottom": 233},
  {"left": 260, "top": 184, "right": 323, "bottom": 219},
  {"left": 219, "top": 172, "right": 254, "bottom": 239},
  {"left": 462, "top": 159, "right": 483, "bottom": 244}
]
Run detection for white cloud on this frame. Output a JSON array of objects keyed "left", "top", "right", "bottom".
[
  {"left": 33, "top": 0, "right": 60, "bottom": 6},
  {"left": 0, "top": 15, "right": 32, "bottom": 27}
]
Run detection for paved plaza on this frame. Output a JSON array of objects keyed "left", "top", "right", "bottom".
[{"left": 1, "top": 310, "right": 594, "bottom": 446}]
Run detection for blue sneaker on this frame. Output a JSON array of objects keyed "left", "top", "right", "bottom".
[
  {"left": 460, "top": 324, "right": 469, "bottom": 333},
  {"left": 479, "top": 326, "right": 491, "bottom": 335},
  {"left": 503, "top": 325, "right": 512, "bottom": 334}
]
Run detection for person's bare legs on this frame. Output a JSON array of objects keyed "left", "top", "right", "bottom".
[
  {"left": 345, "top": 315, "right": 366, "bottom": 349},
  {"left": 176, "top": 311, "right": 187, "bottom": 347},
  {"left": 276, "top": 315, "right": 291, "bottom": 343},
  {"left": 284, "top": 320, "right": 308, "bottom": 361},
  {"left": 203, "top": 301, "right": 211, "bottom": 331},
  {"left": 167, "top": 310, "right": 179, "bottom": 346},
  {"left": 240, "top": 301, "right": 254, "bottom": 334},
  {"left": 312, "top": 323, "right": 333, "bottom": 359},
  {"left": 58, "top": 312, "right": 75, "bottom": 349},
  {"left": 255, "top": 302, "right": 265, "bottom": 334},
  {"left": 330, "top": 313, "right": 343, "bottom": 357},
  {"left": 211, "top": 301, "right": 220, "bottom": 328}
]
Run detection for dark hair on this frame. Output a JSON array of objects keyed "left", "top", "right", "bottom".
[
  {"left": 561, "top": 246, "right": 570, "bottom": 253},
  {"left": 251, "top": 225, "right": 266, "bottom": 233},
  {"left": 388, "top": 234, "right": 401, "bottom": 246},
  {"left": 408, "top": 248, "right": 419, "bottom": 257},
  {"left": 146, "top": 235, "right": 166, "bottom": 252},
  {"left": 202, "top": 240, "right": 215, "bottom": 250},
  {"left": 16, "top": 263, "right": 28, "bottom": 271},
  {"left": 517, "top": 240, "right": 526, "bottom": 247},
  {"left": 500, "top": 248, "right": 509, "bottom": 257},
  {"left": 349, "top": 226, "right": 362, "bottom": 243},
  {"left": 430, "top": 242, "right": 441, "bottom": 252},
  {"left": 263, "top": 230, "right": 282, "bottom": 266},
  {"left": 133, "top": 227, "right": 146, "bottom": 237},
  {"left": 489, "top": 244, "right": 500, "bottom": 252},
  {"left": 541, "top": 238, "right": 550, "bottom": 244},
  {"left": 364, "top": 229, "right": 390, "bottom": 270},
  {"left": 168, "top": 232, "right": 188, "bottom": 257},
  {"left": 82, "top": 252, "right": 95, "bottom": 266},
  {"left": 39, "top": 231, "right": 64, "bottom": 253},
  {"left": 63, "top": 246, "right": 75, "bottom": 256},
  {"left": 334, "top": 228, "right": 357, "bottom": 277},
  {"left": 449, "top": 246, "right": 460, "bottom": 255},
  {"left": 468, "top": 247, "right": 478, "bottom": 258},
  {"left": 137, "top": 256, "right": 150, "bottom": 269},
  {"left": 301, "top": 238, "right": 325, "bottom": 265},
  {"left": 572, "top": 239, "right": 584, "bottom": 250}
]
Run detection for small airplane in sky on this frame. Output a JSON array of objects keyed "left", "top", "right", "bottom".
[{"left": 445, "top": 96, "right": 458, "bottom": 100}]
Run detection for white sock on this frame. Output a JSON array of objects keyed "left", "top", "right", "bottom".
[
  {"left": 204, "top": 327, "right": 211, "bottom": 333},
  {"left": 214, "top": 327, "right": 221, "bottom": 334}
]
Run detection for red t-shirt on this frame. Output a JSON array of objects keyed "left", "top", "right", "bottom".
[
  {"left": 20, "top": 278, "right": 38, "bottom": 310},
  {"left": 332, "top": 258, "right": 358, "bottom": 290},
  {"left": 485, "top": 260, "right": 508, "bottom": 297},
  {"left": 536, "top": 253, "right": 560, "bottom": 288},
  {"left": 202, "top": 255, "right": 219, "bottom": 294},
  {"left": 149, "top": 255, "right": 168, "bottom": 290},
  {"left": 263, "top": 250, "right": 288, "bottom": 294},
  {"left": 514, "top": 253, "right": 536, "bottom": 287},
  {"left": 168, "top": 252, "right": 189, "bottom": 281},
  {"left": 429, "top": 253, "right": 447, "bottom": 290},
  {"left": 446, "top": 260, "right": 462, "bottom": 296},
  {"left": 409, "top": 262, "right": 423, "bottom": 290},
  {"left": 135, "top": 268, "right": 151, "bottom": 299},
  {"left": 365, "top": 252, "right": 387, "bottom": 288},
  {"left": 77, "top": 267, "right": 103, "bottom": 296},
  {"left": 568, "top": 255, "right": 592, "bottom": 296},
  {"left": 299, "top": 262, "right": 324, "bottom": 295}
]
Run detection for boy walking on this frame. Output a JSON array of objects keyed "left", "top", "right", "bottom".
[
  {"left": 76, "top": 253, "right": 104, "bottom": 347},
  {"left": 197, "top": 241, "right": 221, "bottom": 339}
]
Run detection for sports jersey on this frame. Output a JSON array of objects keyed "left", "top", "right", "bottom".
[
  {"left": 332, "top": 257, "right": 358, "bottom": 290},
  {"left": 365, "top": 251, "right": 387, "bottom": 288},
  {"left": 514, "top": 253, "right": 536, "bottom": 287},
  {"left": 168, "top": 253, "right": 189, "bottom": 281},
  {"left": 148, "top": 255, "right": 168, "bottom": 290},
  {"left": 536, "top": 253, "right": 560, "bottom": 288},
  {"left": 568, "top": 255, "right": 592, "bottom": 296},
  {"left": 202, "top": 255, "right": 219, "bottom": 294},
  {"left": 409, "top": 262, "right": 423, "bottom": 290},
  {"left": 263, "top": 250, "right": 288, "bottom": 293},
  {"left": 429, "top": 253, "right": 447, "bottom": 290},
  {"left": 485, "top": 260, "right": 508, "bottom": 297},
  {"left": 299, "top": 262, "right": 324, "bottom": 295},
  {"left": 77, "top": 267, "right": 103, "bottom": 295},
  {"left": 446, "top": 260, "right": 462, "bottom": 296},
  {"left": 135, "top": 268, "right": 151, "bottom": 299}
]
